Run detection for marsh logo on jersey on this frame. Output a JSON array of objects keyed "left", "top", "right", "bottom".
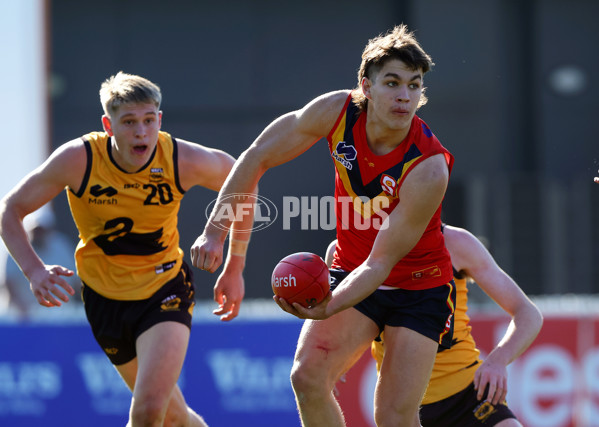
[
  {"left": 90, "top": 184, "right": 118, "bottom": 197},
  {"left": 88, "top": 184, "right": 118, "bottom": 205},
  {"left": 332, "top": 141, "right": 357, "bottom": 170},
  {"left": 380, "top": 174, "right": 398, "bottom": 197},
  {"left": 150, "top": 167, "right": 164, "bottom": 182}
]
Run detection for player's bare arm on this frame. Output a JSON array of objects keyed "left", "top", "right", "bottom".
[
  {"left": 446, "top": 225, "right": 543, "bottom": 404},
  {"left": 0, "top": 140, "right": 86, "bottom": 307},
  {"left": 283, "top": 153, "right": 450, "bottom": 320},
  {"left": 192, "top": 90, "right": 350, "bottom": 273},
  {"left": 177, "top": 139, "right": 252, "bottom": 321},
  {"left": 176, "top": 139, "right": 236, "bottom": 192}
]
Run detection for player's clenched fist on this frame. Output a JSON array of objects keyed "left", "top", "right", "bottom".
[{"left": 191, "top": 233, "right": 224, "bottom": 273}]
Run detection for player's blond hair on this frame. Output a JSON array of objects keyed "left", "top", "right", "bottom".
[
  {"left": 352, "top": 24, "right": 434, "bottom": 112},
  {"left": 99, "top": 71, "right": 162, "bottom": 116}
]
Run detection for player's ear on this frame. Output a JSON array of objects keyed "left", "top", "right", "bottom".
[
  {"left": 158, "top": 110, "right": 163, "bottom": 129},
  {"left": 102, "top": 115, "right": 114, "bottom": 136},
  {"left": 361, "top": 77, "right": 372, "bottom": 100}
]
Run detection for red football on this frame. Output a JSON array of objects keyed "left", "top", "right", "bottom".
[{"left": 271, "top": 252, "right": 330, "bottom": 308}]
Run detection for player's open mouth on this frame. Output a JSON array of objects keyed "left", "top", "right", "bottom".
[{"left": 133, "top": 145, "right": 148, "bottom": 154}]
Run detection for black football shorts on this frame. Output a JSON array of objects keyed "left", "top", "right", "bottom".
[
  {"left": 329, "top": 269, "right": 456, "bottom": 349},
  {"left": 82, "top": 261, "right": 195, "bottom": 365}
]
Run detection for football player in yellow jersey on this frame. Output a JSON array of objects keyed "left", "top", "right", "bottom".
[
  {"left": 0, "top": 72, "right": 254, "bottom": 427},
  {"left": 326, "top": 224, "right": 543, "bottom": 426}
]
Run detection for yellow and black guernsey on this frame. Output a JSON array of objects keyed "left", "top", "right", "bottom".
[
  {"left": 67, "top": 131, "right": 185, "bottom": 300},
  {"left": 372, "top": 268, "right": 482, "bottom": 405},
  {"left": 422, "top": 269, "right": 481, "bottom": 404}
]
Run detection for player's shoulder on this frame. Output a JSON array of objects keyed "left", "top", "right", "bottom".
[
  {"left": 307, "top": 89, "right": 351, "bottom": 111},
  {"left": 302, "top": 90, "right": 351, "bottom": 118},
  {"left": 313, "top": 89, "right": 352, "bottom": 104},
  {"left": 34, "top": 136, "right": 91, "bottom": 191},
  {"left": 412, "top": 115, "right": 446, "bottom": 152},
  {"left": 295, "top": 90, "right": 353, "bottom": 135},
  {"left": 404, "top": 152, "right": 449, "bottom": 189},
  {"left": 53, "top": 132, "right": 109, "bottom": 160},
  {"left": 173, "top": 137, "right": 235, "bottom": 191},
  {"left": 81, "top": 131, "right": 108, "bottom": 143},
  {"left": 175, "top": 137, "right": 232, "bottom": 162},
  {"left": 443, "top": 225, "right": 490, "bottom": 269},
  {"left": 443, "top": 225, "right": 479, "bottom": 249},
  {"left": 50, "top": 136, "right": 90, "bottom": 164}
]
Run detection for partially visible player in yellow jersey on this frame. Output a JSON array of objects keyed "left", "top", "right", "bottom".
[
  {"left": 0, "top": 72, "right": 254, "bottom": 427},
  {"left": 326, "top": 224, "right": 543, "bottom": 427}
]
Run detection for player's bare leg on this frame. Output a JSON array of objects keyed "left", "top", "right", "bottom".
[
  {"left": 374, "top": 325, "right": 437, "bottom": 427},
  {"left": 290, "top": 307, "right": 378, "bottom": 427},
  {"left": 116, "top": 321, "right": 207, "bottom": 427},
  {"left": 162, "top": 386, "right": 207, "bottom": 427}
]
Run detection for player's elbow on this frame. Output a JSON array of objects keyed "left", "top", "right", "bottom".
[
  {"left": 515, "top": 299, "right": 544, "bottom": 336},
  {"left": 530, "top": 303, "right": 544, "bottom": 333},
  {"left": 363, "top": 257, "right": 395, "bottom": 284},
  {"left": 238, "top": 145, "right": 270, "bottom": 177},
  {"left": 0, "top": 197, "right": 22, "bottom": 237}
]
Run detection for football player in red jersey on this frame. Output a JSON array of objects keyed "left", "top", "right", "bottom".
[
  {"left": 327, "top": 222, "right": 542, "bottom": 427},
  {"left": 193, "top": 25, "right": 455, "bottom": 427}
]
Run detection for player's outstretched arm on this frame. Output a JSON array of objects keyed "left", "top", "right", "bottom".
[
  {"left": 445, "top": 225, "right": 543, "bottom": 405},
  {"left": 0, "top": 140, "right": 85, "bottom": 307},
  {"left": 191, "top": 90, "right": 350, "bottom": 275},
  {"left": 178, "top": 140, "right": 251, "bottom": 321}
]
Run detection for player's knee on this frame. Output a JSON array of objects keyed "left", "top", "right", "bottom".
[
  {"left": 290, "top": 362, "right": 321, "bottom": 395},
  {"left": 290, "top": 360, "right": 337, "bottom": 405},
  {"left": 130, "top": 396, "right": 168, "bottom": 425},
  {"left": 163, "top": 391, "right": 193, "bottom": 427},
  {"left": 163, "top": 407, "right": 190, "bottom": 427},
  {"left": 290, "top": 363, "right": 309, "bottom": 392}
]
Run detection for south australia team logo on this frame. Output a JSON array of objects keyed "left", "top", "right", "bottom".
[{"left": 380, "top": 174, "right": 398, "bottom": 197}]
